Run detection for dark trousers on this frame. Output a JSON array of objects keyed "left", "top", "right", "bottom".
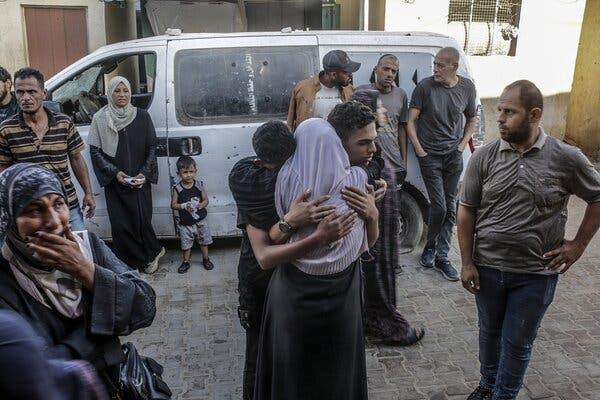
[
  {"left": 476, "top": 266, "right": 558, "bottom": 400},
  {"left": 417, "top": 150, "right": 463, "bottom": 259},
  {"left": 242, "top": 314, "right": 262, "bottom": 400}
]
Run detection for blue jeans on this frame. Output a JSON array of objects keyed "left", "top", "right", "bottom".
[
  {"left": 476, "top": 266, "right": 558, "bottom": 400},
  {"left": 417, "top": 150, "right": 463, "bottom": 259},
  {"left": 68, "top": 205, "right": 86, "bottom": 231}
]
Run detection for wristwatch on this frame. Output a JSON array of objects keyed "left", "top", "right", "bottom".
[{"left": 278, "top": 218, "right": 297, "bottom": 234}]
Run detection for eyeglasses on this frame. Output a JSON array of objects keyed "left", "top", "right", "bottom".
[{"left": 433, "top": 61, "right": 454, "bottom": 69}]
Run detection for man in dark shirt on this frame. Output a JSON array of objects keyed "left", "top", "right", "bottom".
[
  {"left": 0, "top": 66, "right": 19, "bottom": 124},
  {"left": 407, "top": 46, "right": 478, "bottom": 281},
  {"left": 458, "top": 80, "right": 600, "bottom": 400},
  {"left": 229, "top": 121, "right": 335, "bottom": 400}
]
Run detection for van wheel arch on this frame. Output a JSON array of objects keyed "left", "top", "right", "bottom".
[{"left": 397, "top": 182, "right": 428, "bottom": 253}]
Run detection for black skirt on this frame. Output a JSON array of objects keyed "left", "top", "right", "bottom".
[{"left": 254, "top": 261, "right": 368, "bottom": 400}]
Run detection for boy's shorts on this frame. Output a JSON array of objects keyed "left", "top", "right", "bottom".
[{"left": 179, "top": 219, "right": 213, "bottom": 250}]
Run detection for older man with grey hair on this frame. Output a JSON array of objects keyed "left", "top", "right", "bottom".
[{"left": 407, "top": 46, "right": 478, "bottom": 281}]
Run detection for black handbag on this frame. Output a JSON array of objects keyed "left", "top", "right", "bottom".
[{"left": 117, "top": 342, "right": 172, "bottom": 400}]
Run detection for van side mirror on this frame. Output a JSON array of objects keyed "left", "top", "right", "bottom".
[{"left": 43, "top": 100, "right": 64, "bottom": 114}]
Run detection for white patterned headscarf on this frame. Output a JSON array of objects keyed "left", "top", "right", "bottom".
[
  {"left": 274, "top": 118, "right": 368, "bottom": 275},
  {"left": 0, "top": 164, "right": 86, "bottom": 318},
  {"left": 88, "top": 76, "right": 137, "bottom": 157}
]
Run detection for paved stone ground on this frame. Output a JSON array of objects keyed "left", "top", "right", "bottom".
[{"left": 130, "top": 197, "right": 600, "bottom": 400}]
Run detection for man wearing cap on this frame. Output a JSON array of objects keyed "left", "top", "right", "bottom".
[{"left": 286, "top": 49, "right": 360, "bottom": 132}]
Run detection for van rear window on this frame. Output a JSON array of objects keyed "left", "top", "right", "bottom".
[{"left": 175, "top": 46, "right": 318, "bottom": 125}]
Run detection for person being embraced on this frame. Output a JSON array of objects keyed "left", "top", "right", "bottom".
[
  {"left": 88, "top": 76, "right": 164, "bottom": 273},
  {"left": 0, "top": 163, "right": 156, "bottom": 395}
]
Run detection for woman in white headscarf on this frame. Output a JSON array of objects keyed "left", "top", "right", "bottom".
[
  {"left": 88, "top": 76, "right": 164, "bottom": 273},
  {"left": 253, "top": 118, "right": 378, "bottom": 400}
]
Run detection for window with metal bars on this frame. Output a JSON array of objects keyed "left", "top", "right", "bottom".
[{"left": 448, "top": 0, "right": 521, "bottom": 56}]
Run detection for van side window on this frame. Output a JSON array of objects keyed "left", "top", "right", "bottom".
[
  {"left": 50, "top": 53, "right": 157, "bottom": 125},
  {"left": 174, "top": 47, "right": 317, "bottom": 125}
]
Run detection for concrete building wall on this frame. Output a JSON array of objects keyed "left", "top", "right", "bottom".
[
  {"left": 566, "top": 0, "right": 600, "bottom": 160},
  {"left": 384, "top": 0, "right": 586, "bottom": 142},
  {"left": 0, "top": 0, "right": 105, "bottom": 78}
]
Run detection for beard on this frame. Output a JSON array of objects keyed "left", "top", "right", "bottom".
[
  {"left": 0, "top": 87, "right": 7, "bottom": 104},
  {"left": 500, "top": 117, "right": 531, "bottom": 143}
]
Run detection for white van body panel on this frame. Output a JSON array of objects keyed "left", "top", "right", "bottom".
[{"left": 45, "top": 31, "right": 479, "bottom": 240}]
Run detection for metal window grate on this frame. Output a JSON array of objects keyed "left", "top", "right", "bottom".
[{"left": 447, "top": 0, "right": 521, "bottom": 56}]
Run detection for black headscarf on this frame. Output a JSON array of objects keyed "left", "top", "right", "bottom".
[{"left": 0, "top": 163, "right": 67, "bottom": 247}]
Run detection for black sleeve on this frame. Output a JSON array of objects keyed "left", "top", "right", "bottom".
[
  {"left": 88, "top": 233, "right": 157, "bottom": 336},
  {"left": 89, "top": 145, "right": 119, "bottom": 187},
  {"left": 138, "top": 110, "right": 158, "bottom": 184}
]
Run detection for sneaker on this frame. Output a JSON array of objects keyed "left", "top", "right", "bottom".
[
  {"left": 202, "top": 258, "right": 215, "bottom": 271},
  {"left": 144, "top": 247, "right": 165, "bottom": 274},
  {"left": 467, "top": 385, "right": 492, "bottom": 400},
  {"left": 434, "top": 258, "right": 460, "bottom": 281},
  {"left": 419, "top": 247, "right": 436, "bottom": 268},
  {"left": 178, "top": 261, "right": 191, "bottom": 274}
]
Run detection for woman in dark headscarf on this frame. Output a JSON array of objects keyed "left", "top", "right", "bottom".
[
  {"left": 88, "top": 76, "right": 164, "bottom": 273},
  {"left": 0, "top": 163, "right": 156, "bottom": 395},
  {"left": 351, "top": 89, "right": 425, "bottom": 345}
]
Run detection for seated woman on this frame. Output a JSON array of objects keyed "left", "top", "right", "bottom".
[
  {"left": 253, "top": 117, "right": 379, "bottom": 400},
  {"left": 0, "top": 163, "right": 157, "bottom": 396},
  {"left": 351, "top": 89, "right": 424, "bottom": 345}
]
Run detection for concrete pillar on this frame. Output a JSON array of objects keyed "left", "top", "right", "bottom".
[
  {"left": 565, "top": 0, "right": 600, "bottom": 160},
  {"left": 104, "top": 0, "right": 139, "bottom": 91}
]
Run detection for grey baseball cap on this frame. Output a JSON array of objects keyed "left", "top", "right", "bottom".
[{"left": 322, "top": 50, "right": 361, "bottom": 73}]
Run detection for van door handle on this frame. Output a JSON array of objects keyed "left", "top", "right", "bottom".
[{"left": 156, "top": 137, "right": 202, "bottom": 157}]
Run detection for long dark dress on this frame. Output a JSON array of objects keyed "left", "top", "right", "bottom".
[
  {"left": 90, "top": 109, "right": 161, "bottom": 270},
  {"left": 363, "top": 124, "right": 416, "bottom": 343},
  {"left": 254, "top": 261, "right": 368, "bottom": 400},
  {"left": 0, "top": 232, "right": 156, "bottom": 392}
]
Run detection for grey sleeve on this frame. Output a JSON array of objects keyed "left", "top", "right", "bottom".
[
  {"left": 459, "top": 150, "right": 484, "bottom": 207},
  {"left": 464, "top": 80, "right": 478, "bottom": 119},
  {"left": 409, "top": 81, "right": 426, "bottom": 110},
  {"left": 568, "top": 149, "right": 600, "bottom": 203}
]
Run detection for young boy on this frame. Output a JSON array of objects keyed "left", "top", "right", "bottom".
[{"left": 171, "top": 156, "right": 214, "bottom": 273}]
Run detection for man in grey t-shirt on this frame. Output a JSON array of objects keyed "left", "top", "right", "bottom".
[
  {"left": 357, "top": 54, "right": 408, "bottom": 178},
  {"left": 407, "top": 46, "right": 478, "bottom": 281},
  {"left": 457, "top": 80, "right": 600, "bottom": 400}
]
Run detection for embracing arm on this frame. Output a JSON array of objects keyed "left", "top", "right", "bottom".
[{"left": 249, "top": 211, "right": 356, "bottom": 269}]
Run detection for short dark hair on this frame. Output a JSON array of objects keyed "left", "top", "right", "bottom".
[
  {"left": 0, "top": 66, "right": 11, "bottom": 83},
  {"left": 377, "top": 53, "right": 398, "bottom": 65},
  {"left": 252, "top": 120, "right": 295, "bottom": 165},
  {"left": 176, "top": 155, "right": 196, "bottom": 171},
  {"left": 350, "top": 89, "right": 379, "bottom": 113},
  {"left": 503, "top": 80, "right": 544, "bottom": 112},
  {"left": 13, "top": 67, "right": 44, "bottom": 89},
  {"left": 327, "top": 101, "right": 376, "bottom": 142}
]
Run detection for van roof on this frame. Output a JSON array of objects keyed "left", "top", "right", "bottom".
[{"left": 95, "top": 30, "right": 457, "bottom": 50}]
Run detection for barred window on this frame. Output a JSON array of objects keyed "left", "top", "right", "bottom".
[{"left": 448, "top": 0, "right": 521, "bottom": 56}]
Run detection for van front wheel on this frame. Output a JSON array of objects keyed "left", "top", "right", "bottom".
[{"left": 398, "top": 191, "right": 424, "bottom": 253}]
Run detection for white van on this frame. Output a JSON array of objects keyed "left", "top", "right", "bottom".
[{"left": 44, "top": 30, "right": 483, "bottom": 250}]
